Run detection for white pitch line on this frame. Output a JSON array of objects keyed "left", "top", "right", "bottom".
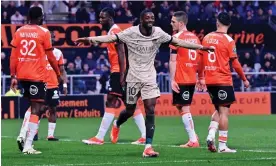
[
  {"left": 2, "top": 136, "right": 276, "bottom": 153},
  {"left": 22, "top": 157, "right": 276, "bottom": 166}
]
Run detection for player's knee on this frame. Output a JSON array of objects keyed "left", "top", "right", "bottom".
[
  {"left": 145, "top": 104, "right": 155, "bottom": 115},
  {"left": 106, "top": 95, "right": 118, "bottom": 108},
  {"left": 126, "top": 104, "right": 136, "bottom": 116},
  {"left": 48, "top": 107, "right": 57, "bottom": 114}
]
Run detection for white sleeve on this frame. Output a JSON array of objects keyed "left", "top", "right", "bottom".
[
  {"left": 116, "top": 27, "right": 133, "bottom": 43},
  {"left": 156, "top": 27, "right": 172, "bottom": 44}
]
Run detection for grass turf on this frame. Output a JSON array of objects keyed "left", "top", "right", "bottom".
[{"left": 2, "top": 116, "right": 276, "bottom": 166}]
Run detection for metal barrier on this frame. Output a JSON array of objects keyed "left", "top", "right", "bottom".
[{"left": 1, "top": 72, "right": 276, "bottom": 95}]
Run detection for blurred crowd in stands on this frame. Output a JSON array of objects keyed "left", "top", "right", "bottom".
[{"left": 1, "top": 1, "right": 276, "bottom": 93}]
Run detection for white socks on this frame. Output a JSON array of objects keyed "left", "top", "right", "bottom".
[
  {"left": 182, "top": 113, "right": 197, "bottom": 142},
  {"left": 95, "top": 112, "right": 115, "bottom": 140},
  {"left": 19, "top": 108, "right": 31, "bottom": 139},
  {"left": 48, "top": 122, "right": 56, "bottom": 138},
  {"left": 207, "top": 121, "right": 219, "bottom": 140},
  {"left": 133, "top": 113, "right": 146, "bottom": 138},
  {"left": 218, "top": 130, "right": 228, "bottom": 148}
]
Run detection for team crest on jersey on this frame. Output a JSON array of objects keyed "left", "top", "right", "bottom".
[
  {"left": 52, "top": 90, "right": 59, "bottom": 99},
  {"left": 182, "top": 91, "right": 190, "bottom": 100},
  {"left": 29, "top": 85, "right": 38, "bottom": 95},
  {"left": 233, "top": 47, "right": 237, "bottom": 54},
  {"left": 218, "top": 90, "right": 227, "bottom": 100}
]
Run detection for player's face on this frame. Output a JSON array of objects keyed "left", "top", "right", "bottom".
[
  {"left": 99, "top": 12, "right": 110, "bottom": 27},
  {"left": 141, "top": 12, "right": 155, "bottom": 28},
  {"left": 171, "top": 16, "right": 180, "bottom": 31}
]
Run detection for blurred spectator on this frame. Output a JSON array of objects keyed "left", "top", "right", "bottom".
[
  {"left": 67, "top": 62, "right": 76, "bottom": 75},
  {"left": 255, "top": 68, "right": 270, "bottom": 91},
  {"left": 10, "top": 11, "right": 24, "bottom": 24},
  {"left": 170, "top": 1, "right": 181, "bottom": 12},
  {"left": 270, "top": 1, "right": 276, "bottom": 16},
  {"left": 76, "top": 2, "right": 89, "bottom": 23},
  {"left": 253, "top": 45, "right": 264, "bottom": 72},
  {"left": 244, "top": 10, "right": 255, "bottom": 24},
  {"left": 85, "top": 52, "right": 97, "bottom": 70},
  {"left": 18, "top": 1, "right": 29, "bottom": 16},
  {"left": 160, "top": 62, "right": 169, "bottom": 74},
  {"left": 80, "top": 64, "right": 90, "bottom": 74},
  {"left": 227, "top": 1, "right": 235, "bottom": 12},
  {"left": 63, "top": 58, "right": 68, "bottom": 69},
  {"left": 99, "top": 65, "right": 110, "bottom": 94},
  {"left": 155, "top": 60, "right": 163, "bottom": 73},
  {"left": 97, "top": 54, "right": 109, "bottom": 67},
  {"left": 1, "top": 52, "right": 9, "bottom": 75},
  {"left": 5, "top": 84, "right": 21, "bottom": 96},
  {"left": 236, "top": 1, "right": 246, "bottom": 18},
  {"left": 74, "top": 56, "right": 83, "bottom": 74},
  {"left": 7, "top": 2, "right": 17, "bottom": 17},
  {"left": 88, "top": 7, "right": 97, "bottom": 23},
  {"left": 2, "top": 11, "right": 10, "bottom": 24},
  {"left": 263, "top": 53, "right": 276, "bottom": 70},
  {"left": 205, "top": 2, "right": 216, "bottom": 18},
  {"left": 93, "top": 64, "right": 104, "bottom": 75},
  {"left": 271, "top": 75, "right": 276, "bottom": 91},
  {"left": 263, "top": 61, "right": 273, "bottom": 71},
  {"left": 30, "top": 1, "right": 44, "bottom": 13},
  {"left": 255, "top": 8, "right": 267, "bottom": 23},
  {"left": 125, "top": 10, "right": 134, "bottom": 23},
  {"left": 240, "top": 52, "right": 254, "bottom": 68},
  {"left": 63, "top": 1, "right": 79, "bottom": 23},
  {"left": 160, "top": 1, "right": 170, "bottom": 19}
]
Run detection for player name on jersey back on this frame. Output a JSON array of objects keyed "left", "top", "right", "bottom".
[{"left": 11, "top": 25, "right": 52, "bottom": 82}]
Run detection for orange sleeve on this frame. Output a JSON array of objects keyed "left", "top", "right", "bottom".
[
  {"left": 232, "top": 58, "right": 246, "bottom": 81},
  {"left": 10, "top": 31, "right": 19, "bottom": 48},
  {"left": 58, "top": 54, "right": 64, "bottom": 65},
  {"left": 46, "top": 50, "right": 60, "bottom": 76},
  {"left": 228, "top": 41, "right": 238, "bottom": 59},
  {"left": 10, "top": 47, "right": 18, "bottom": 76},
  {"left": 44, "top": 31, "right": 53, "bottom": 50},
  {"left": 110, "top": 28, "right": 121, "bottom": 44}
]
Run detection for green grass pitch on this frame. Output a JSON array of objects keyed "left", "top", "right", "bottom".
[{"left": 2, "top": 116, "right": 276, "bottom": 166}]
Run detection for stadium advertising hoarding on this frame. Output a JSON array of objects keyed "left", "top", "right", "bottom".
[
  {"left": 1, "top": 24, "right": 276, "bottom": 50},
  {"left": 116, "top": 92, "right": 271, "bottom": 116},
  {"left": 1, "top": 95, "right": 105, "bottom": 119},
  {"left": 1, "top": 92, "right": 271, "bottom": 119}
]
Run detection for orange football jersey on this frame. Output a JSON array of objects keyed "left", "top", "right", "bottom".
[
  {"left": 107, "top": 24, "right": 122, "bottom": 73},
  {"left": 201, "top": 32, "right": 238, "bottom": 85},
  {"left": 170, "top": 31, "right": 201, "bottom": 84},
  {"left": 10, "top": 25, "right": 52, "bottom": 82},
  {"left": 46, "top": 48, "right": 64, "bottom": 89}
]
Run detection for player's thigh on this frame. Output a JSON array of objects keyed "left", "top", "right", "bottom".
[
  {"left": 125, "top": 82, "right": 142, "bottom": 105},
  {"left": 108, "top": 72, "right": 123, "bottom": 97},
  {"left": 172, "top": 84, "right": 195, "bottom": 107},
  {"left": 20, "top": 81, "right": 46, "bottom": 102},
  {"left": 207, "top": 85, "right": 235, "bottom": 106},
  {"left": 45, "top": 88, "right": 60, "bottom": 108},
  {"left": 140, "top": 82, "right": 160, "bottom": 101}
]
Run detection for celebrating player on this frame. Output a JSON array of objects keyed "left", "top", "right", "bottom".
[
  {"left": 11, "top": 7, "right": 61, "bottom": 154},
  {"left": 169, "top": 11, "right": 202, "bottom": 148},
  {"left": 199, "top": 12, "right": 250, "bottom": 153},
  {"left": 75, "top": 9, "right": 213, "bottom": 158},
  {"left": 82, "top": 7, "right": 146, "bottom": 145}
]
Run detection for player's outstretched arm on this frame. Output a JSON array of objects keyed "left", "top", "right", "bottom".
[
  {"left": 171, "top": 37, "right": 214, "bottom": 51},
  {"left": 169, "top": 50, "right": 180, "bottom": 93},
  {"left": 75, "top": 35, "right": 118, "bottom": 46},
  {"left": 115, "top": 43, "right": 126, "bottom": 87},
  {"left": 60, "top": 65, "right": 68, "bottom": 95},
  {"left": 231, "top": 58, "right": 250, "bottom": 88}
]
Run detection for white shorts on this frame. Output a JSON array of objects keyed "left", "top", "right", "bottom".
[{"left": 125, "top": 82, "right": 160, "bottom": 105}]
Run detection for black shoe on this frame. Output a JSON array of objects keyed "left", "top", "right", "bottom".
[
  {"left": 33, "top": 134, "right": 38, "bottom": 141},
  {"left": 47, "top": 137, "right": 59, "bottom": 141},
  {"left": 17, "top": 137, "right": 24, "bottom": 152}
]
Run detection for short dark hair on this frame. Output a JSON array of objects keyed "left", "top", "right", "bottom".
[
  {"left": 101, "top": 7, "right": 115, "bottom": 18},
  {"left": 28, "top": 7, "right": 43, "bottom": 20},
  {"left": 173, "top": 11, "right": 188, "bottom": 25},
  {"left": 140, "top": 9, "right": 153, "bottom": 19},
  {"left": 218, "top": 12, "right": 231, "bottom": 26}
]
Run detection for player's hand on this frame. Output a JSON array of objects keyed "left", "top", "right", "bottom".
[
  {"left": 200, "top": 46, "right": 215, "bottom": 52},
  {"left": 196, "top": 79, "right": 207, "bottom": 92},
  {"left": 75, "top": 37, "right": 91, "bottom": 46},
  {"left": 243, "top": 80, "right": 250, "bottom": 89},
  {"left": 63, "top": 86, "right": 68, "bottom": 95},
  {"left": 10, "top": 77, "right": 18, "bottom": 93},
  {"left": 171, "top": 80, "right": 180, "bottom": 93}
]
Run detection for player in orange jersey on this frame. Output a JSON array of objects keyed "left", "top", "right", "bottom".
[
  {"left": 81, "top": 7, "right": 146, "bottom": 145},
  {"left": 17, "top": 31, "right": 68, "bottom": 143},
  {"left": 10, "top": 7, "right": 61, "bottom": 154},
  {"left": 169, "top": 11, "right": 202, "bottom": 148},
  {"left": 199, "top": 12, "right": 250, "bottom": 153}
]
